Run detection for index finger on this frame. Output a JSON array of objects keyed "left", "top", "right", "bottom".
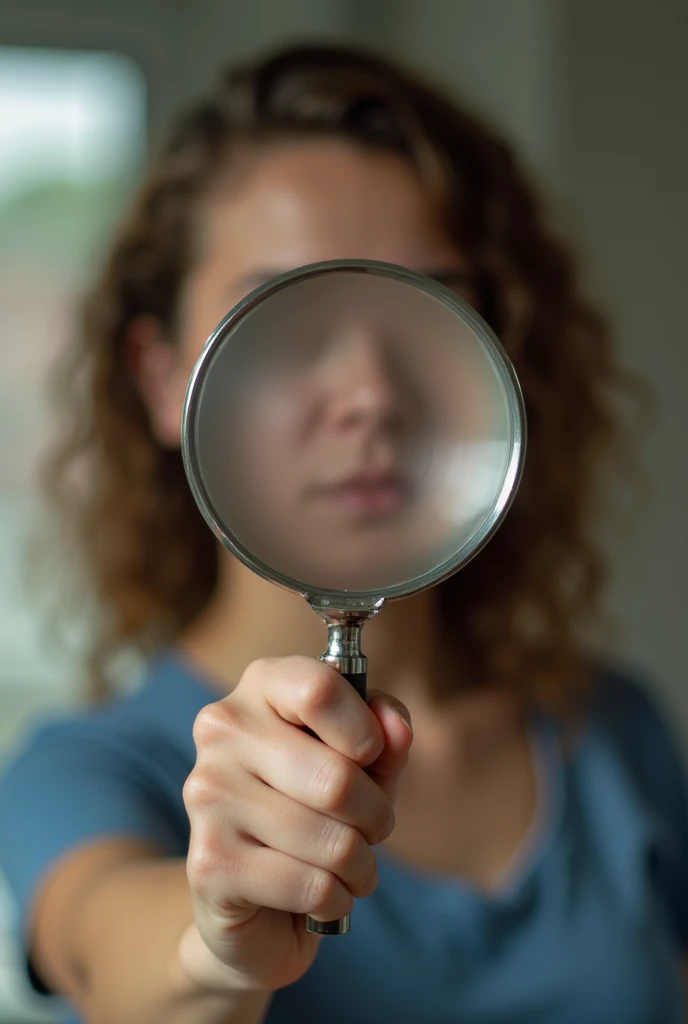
[{"left": 244, "top": 656, "right": 385, "bottom": 768}]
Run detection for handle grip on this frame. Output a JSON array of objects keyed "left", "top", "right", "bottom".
[{"left": 305, "top": 667, "right": 367, "bottom": 936}]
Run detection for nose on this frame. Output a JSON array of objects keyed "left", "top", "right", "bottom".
[{"left": 314, "top": 327, "right": 407, "bottom": 433}]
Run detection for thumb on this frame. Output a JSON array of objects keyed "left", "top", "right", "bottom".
[{"left": 365, "top": 691, "right": 413, "bottom": 803}]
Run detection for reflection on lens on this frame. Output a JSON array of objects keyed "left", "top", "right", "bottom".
[{"left": 189, "top": 265, "right": 519, "bottom": 594}]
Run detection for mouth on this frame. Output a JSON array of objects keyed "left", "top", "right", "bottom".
[{"left": 312, "top": 470, "right": 410, "bottom": 517}]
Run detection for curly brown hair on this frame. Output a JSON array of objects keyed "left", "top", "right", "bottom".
[{"left": 44, "top": 42, "right": 643, "bottom": 709}]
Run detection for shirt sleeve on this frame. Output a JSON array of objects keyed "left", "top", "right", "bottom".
[
  {"left": 0, "top": 712, "right": 187, "bottom": 954},
  {"left": 597, "top": 670, "right": 688, "bottom": 947}
]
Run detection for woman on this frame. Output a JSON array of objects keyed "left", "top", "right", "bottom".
[{"left": 1, "top": 42, "right": 686, "bottom": 1024}]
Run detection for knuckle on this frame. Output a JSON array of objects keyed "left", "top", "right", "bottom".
[
  {"left": 186, "top": 822, "right": 246, "bottom": 903},
  {"left": 186, "top": 833, "right": 226, "bottom": 890},
  {"left": 292, "top": 661, "right": 339, "bottom": 714},
  {"left": 182, "top": 769, "right": 220, "bottom": 813},
  {"left": 313, "top": 755, "right": 355, "bottom": 812},
  {"left": 240, "top": 657, "right": 276, "bottom": 689},
  {"left": 192, "top": 701, "right": 238, "bottom": 748},
  {"left": 319, "top": 818, "right": 360, "bottom": 872}
]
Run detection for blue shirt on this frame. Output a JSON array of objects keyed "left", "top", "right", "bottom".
[{"left": 0, "top": 652, "right": 687, "bottom": 1023}]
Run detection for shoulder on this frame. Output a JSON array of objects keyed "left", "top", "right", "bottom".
[
  {"left": 582, "top": 665, "right": 688, "bottom": 874},
  {"left": 0, "top": 653, "right": 213, "bottom": 926},
  {"left": 591, "top": 665, "right": 674, "bottom": 727},
  {"left": 4, "top": 650, "right": 215, "bottom": 777},
  {"left": 0, "top": 651, "right": 215, "bottom": 850},
  {"left": 568, "top": 666, "right": 688, "bottom": 947},
  {"left": 0, "top": 649, "right": 219, "bottom": 826},
  {"left": 588, "top": 666, "right": 686, "bottom": 787}
]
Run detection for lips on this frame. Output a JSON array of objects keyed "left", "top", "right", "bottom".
[{"left": 314, "top": 470, "right": 409, "bottom": 516}]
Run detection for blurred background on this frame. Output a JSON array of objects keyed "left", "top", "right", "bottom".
[{"left": 0, "top": 0, "right": 685, "bottom": 1018}]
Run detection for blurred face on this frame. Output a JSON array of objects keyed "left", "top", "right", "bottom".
[
  {"left": 147, "top": 139, "right": 503, "bottom": 590},
  {"left": 180, "top": 138, "right": 476, "bottom": 362}
]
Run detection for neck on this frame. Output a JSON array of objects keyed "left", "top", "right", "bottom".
[{"left": 179, "top": 550, "right": 446, "bottom": 709}]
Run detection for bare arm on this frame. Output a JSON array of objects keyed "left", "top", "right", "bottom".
[{"left": 30, "top": 837, "right": 270, "bottom": 1024}]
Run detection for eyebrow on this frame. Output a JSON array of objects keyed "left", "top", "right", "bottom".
[
  {"left": 231, "top": 264, "right": 473, "bottom": 295},
  {"left": 229, "top": 270, "right": 286, "bottom": 296}
]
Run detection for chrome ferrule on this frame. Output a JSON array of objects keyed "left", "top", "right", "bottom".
[{"left": 320, "top": 622, "right": 367, "bottom": 676}]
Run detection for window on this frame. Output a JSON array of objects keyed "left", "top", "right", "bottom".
[{"left": 0, "top": 48, "right": 146, "bottom": 752}]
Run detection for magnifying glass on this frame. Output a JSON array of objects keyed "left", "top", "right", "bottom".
[{"left": 181, "top": 259, "right": 526, "bottom": 936}]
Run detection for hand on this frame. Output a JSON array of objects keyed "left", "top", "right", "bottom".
[{"left": 181, "top": 656, "right": 412, "bottom": 993}]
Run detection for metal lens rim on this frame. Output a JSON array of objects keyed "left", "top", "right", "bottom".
[{"left": 181, "top": 259, "right": 527, "bottom": 602}]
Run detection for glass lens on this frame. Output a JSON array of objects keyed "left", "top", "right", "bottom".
[{"left": 186, "top": 265, "right": 522, "bottom": 595}]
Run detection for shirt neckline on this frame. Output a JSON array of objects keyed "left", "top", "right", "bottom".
[{"left": 375, "top": 712, "right": 565, "bottom": 908}]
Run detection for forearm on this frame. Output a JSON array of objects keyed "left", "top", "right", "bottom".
[{"left": 39, "top": 853, "right": 271, "bottom": 1024}]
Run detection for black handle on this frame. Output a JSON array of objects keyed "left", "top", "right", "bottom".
[
  {"left": 305, "top": 665, "right": 367, "bottom": 936},
  {"left": 341, "top": 669, "right": 367, "bottom": 701}
]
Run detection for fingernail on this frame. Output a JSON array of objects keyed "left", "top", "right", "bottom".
[{"left": 388, "top": 698, "right": 412, "bottom": 735}]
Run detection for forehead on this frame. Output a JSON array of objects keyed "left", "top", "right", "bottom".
[{"left": 198, "top": 138, "right": 461, "bottom": 272}]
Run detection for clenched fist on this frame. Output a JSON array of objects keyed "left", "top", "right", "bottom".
[{"left": 180, "top": 656, "right": 412, "bottom": 993}]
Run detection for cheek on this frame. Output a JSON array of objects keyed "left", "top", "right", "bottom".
[
  {"left": 237, "top": 381, "right": 309, "bottom": 494},
  {"left": 243, "top": 382, "right": 305, "bottom": 462},
  {"left": 171, "top": 310, "right": 233, "bottom": 434},
  {"left": 177, "top": 323, "right": 215, "bottom": 379},
  {"left": 177, "top": 273, "right": 235, "bottom": 371}
]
